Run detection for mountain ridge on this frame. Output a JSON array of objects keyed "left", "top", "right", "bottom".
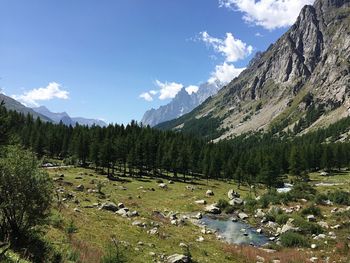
[{"left": 156, "top": 0, "right": 350, "bottom": 140}]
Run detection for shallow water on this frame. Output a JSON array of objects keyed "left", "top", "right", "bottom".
[
  {"left": 199, "top": 215, "right": 269, "bottom": 246},
  {"left": 277, "top": 183, "right": 293, "bottom": 193}
]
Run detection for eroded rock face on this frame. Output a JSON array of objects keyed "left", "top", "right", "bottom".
[
  {"left": 205, "top": 204, "right": 221, "bottom": 214},
  {"left": 167, "top": 254, "right": 189, "bottom": 263},
  {"left": 161, "top": 0, "right": 350, "bottom": 138}
]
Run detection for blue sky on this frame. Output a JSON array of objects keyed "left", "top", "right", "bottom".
[{"left": 0, "top": 0, "right": 313, "bottom": 124}]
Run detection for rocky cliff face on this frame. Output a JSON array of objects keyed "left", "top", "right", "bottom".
[
  {"left": 141, "top": 81, "right": 222, "bottom": 127},
  {"left": 158, "top": 0, "right": 350, "bottom": 139}
]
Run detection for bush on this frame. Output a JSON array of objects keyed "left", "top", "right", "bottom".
[
  {"left": 328, "top": 191, "right": 350, "bottom": 205},
  {"left": 280, "top": 232, "right": 308, "bottom": 247},
  {"left": 275, "top": 213, "right": 290, "bottom": 225},
  {"left": 315, "top": 193, "right": 328, "bottom": 205},
  {"left": 244, "top": 197, "right": 258, "bottom": 213},
  {"left": 0, "top": 146, "right": 53, "bottom": 245},
  {"left": 289, "top": 182, "right": 316, "bottom": 200},
  {"left": 259, "top": 190, "right": 281, "bottom": 208},
  {"left": 50, "top": 212, "right": 64, "bottom": 229},
  {"left": 101, "top": 238, "right": 127, "bottom": 263},
  {"left": 293, "top": 216, "right": 323, "bottom": 235},
  {"left": 66, "top": 220, "right": 78, "bottom": 234},
  {"left": 217, "top": 199, "right": 230, "bottom": 210},
  {"left": 301, "top": 205, "right": 322, "bottom": 217}
]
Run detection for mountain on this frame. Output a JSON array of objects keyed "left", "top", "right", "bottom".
[
  {"left": 0, "top": 93, "right": 53, "bottom": 122},
  {"left": 141, "top": 81, "right": 222, "bottom": 127},
  {"left": 33, "top": 106, "right": 107, "bottom": 127},
  {"left": 157, "top": 0, "right": 350, "bottom": 140}
]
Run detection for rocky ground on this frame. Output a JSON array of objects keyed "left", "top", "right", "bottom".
[{"left": 39, "top": 167, "right": 350, "bottom": 263}]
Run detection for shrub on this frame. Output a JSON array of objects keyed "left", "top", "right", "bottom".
[
  {"left": 101, "top": 238, "right": 127, "bottom": 263},
  {"left": 293, "top": 216, "right": 323, "bottom": 235},
  {"left": 259, "top": 190, "right": 281, "bottom": 208},
  {"left": 289, "top": 182, "right": 316, "bottom": 200},
  {"left": 315, "top": 193, "right": 328, "bottom": 205},
  {"left": 50, "top": 212, "right": 64, "bottom": 229},
  {"left": 280, "top": 232, "right": 308, "bottom": 247},
  {"left": 217, "top": 199, "right": 230, "bottom": 210},
  {"left": 244, "top": 197, "right": 258, "bottom": 213},
  {"left": 275, "top": 213, "right": 290, "bottom": 225},
  {"left": 0, "top": 146, "right": 53, "bottom": 245},
  {"left": 301, "top": 205, "right": 322, "bottom": 217},
  {"left": 66, "top": 220, "right": 78, "bottom": 234},
  {"left": 328, "top": 191, "right": 350, "bottom": 205}
]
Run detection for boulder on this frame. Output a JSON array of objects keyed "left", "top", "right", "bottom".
[
  {"left": 279, "top": 219, "right": 299, "bottom": 234},
  {"left": 147, "top": 227, "right": 159, "bottom": 235},
  {"left": 101, "top": 202, "right": 118, "bottom": 212},
  {"left": 117, "top": 203, "right": 125, "bottom": 209},
  {"left": 307, "top": 215, "right": 316, "bottom": 222},
  {"left": 228, "top": 189, "right": 240, "bottom": 199},
  {"left": 195, "top": 212, "right": 203, "bottom": 219},
  {"left": 159, "top": 183, "right": 168, "bottom": 189},
  {"left": 317, "top": 221, "right": 329, "bottom": 229},
  {"left": 255, "top": 209, "right": 266, "bottom": 218},
  {"left": 196, "top": 236, "right": 204, "bottom": 242},
  {"left": 167, "top": 254, "right": 189, "bottom": 263},
  {"left": 206, "top": 190, "right": 214, "bottom": 196},
  {"left": 238, "top": 212, "right": 249, "bottom": 220},
  {"left": 75, "top": 184, "right": 84, "bottom": 191},
  {"left": 195, "top": 200, "right": 207, "bottom": 205},
  {"left": 205, "top": 204, "right": 221, "bottom": 214},
  {"left": 229, "top": 198, "right": 243, "bottom": 206}
]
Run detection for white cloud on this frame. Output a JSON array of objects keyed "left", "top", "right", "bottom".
[
  {"left": 219, "top": 0, "right": 314, "bottom": 30},
  {"left": 155, "top": 80, "right": 183, "bottom": 100},
  {"left": 12, "top": 82, "right": 69, "bottom": 106},
  {"left": 149, "top": 90, "right": 158, "bottom": 95},
  {"left": 139, "top": 92, "right": 154, "bottom": 102},
  {"left": 200, "top": 31, "right": 253, "bottom": 62},
  {"left": 255, "top": 32, "right": 263, "bottom": 37},
  {"left": 185, "top": 85, "right": 199, "bottom": 95},
  {"left": 208, "top": 62, "right": 245, "bottom": 85}
]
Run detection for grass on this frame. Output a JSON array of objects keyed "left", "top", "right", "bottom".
[
  {"left": 45, "top": 166, "right": 260, "bottom": 263},
  {"left": 40, "top": 166, "right": 350, "bottom": 262}
]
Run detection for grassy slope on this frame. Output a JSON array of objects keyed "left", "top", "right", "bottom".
[{"left": 46, "top": 167, "right": 259, "bottom": 263}]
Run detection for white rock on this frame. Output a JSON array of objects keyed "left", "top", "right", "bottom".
[
  {"left": 196, "top": 236, "right": 204, "bottom": 242},
  {"left": 206, "top": 190, "right": 214, "bottom": 196},
  {"left": 238, "top": 212, "right": 249, "bottom": 220},
  {"left": 311, "top": 244, "right": 317, "bottom": 249},
  {"left": 167, "top": 254, "right": 189, "bottom": 263},
  {"left": 195, "top": 200, "right": 207, "bottom": 205},
  {"left": 205, "top": 204, "right": 221, "bottom": 214}
]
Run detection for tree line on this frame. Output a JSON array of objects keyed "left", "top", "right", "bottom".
[{"left": 2, "top": 102, "right": 350, "bottom": 188}]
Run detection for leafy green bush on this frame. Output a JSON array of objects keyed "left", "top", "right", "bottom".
[
  {"left": 244, "top": 197, "right": 258, "bottom": 213},
  {"left": 217, "top": 199, "right": 230, "bottom": 209},
  {"left": 315, "top": 193, "right": 328, "bottom": 205},
  {"left": 289, "top": 182, "right": 316, "bottom": 200},
  {"left": 66, "top": 220, "right": 78, "bottom": 234},
  {"left": 301, "top": 205, "right": 322, "bottom": 217},
  {"left": 101, "top": 241, "right": 127, "bottom": 263},
  {"left": 50, "top": 212, "right": 64, "bottom": 229},
  {"left": 0, "top": 146, "right": 53, "bottom": 246},
  {"left": 275, "top": 213, "right": 290, "bottom": 225},
  {"left": 293, "top": 216, "right": 323, "bottom": 235},
  {"left": 280, "top": 232, "right": 308, "bottom": 247},
  {"left": 328, "top": 191, "right": 350, "bottom": 205},
  {"left": 259, "top": 190, "right": 282, "bottom": 208}
]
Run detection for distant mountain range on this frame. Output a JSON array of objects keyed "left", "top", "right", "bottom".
[
  {"left": 141, "top": 81, "right": 223, "bottom": 127},
  {"left": 33, "top": 106, "right": 107, "bottom": 127},
  {"left": 0, "top": 93, "right": 107, "bottom": 127},
  {"left": 0, "top": 93, "right": 52, "bottom": 122}
]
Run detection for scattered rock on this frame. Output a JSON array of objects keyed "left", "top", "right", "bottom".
[
  {"left": 307, "top": 215, "right": 316, "bottom": 222},
  {"left": 168, "top": 180, "right": 174, "bottom": 184},
  {"left": 317, "top": 221, "right": 329, "bottom": 229},
  {"left": 132, "top": 221, "right": 146, "bottom": 228},
  {"left": 195, "top": 200, "right": 207, "bottom": 205},
  {"left": 75, "top": 184, "right": 84, "bottom": 191},
  {"left": 206, "top": 190, "right": 214, "bottom": 196},
  {"left": 73, "top": 208, "right": 81, "bottom": 213},
  {"left": 227, "top": 189, "right": 240, "bottom": 199},
  {"left": 255, "top": 209, "right": 265, "bottom": 218},
  {"left": 101, "top": 202, "right": 119, "bottom": 212},
  {"left": 195, "top": 212, "right": 203, "bottom": 219},
  {"left": 147, "top": 227, "right": 159, "bottom": 235},
  {"left": 167, "top": 254, "right": 189, "bottom": 263},
  {"left": 256, "top": 255, "right": 265, "bottom": 262},
  {"left": 205, "top": 204, "right": 221, "bottom": 214},
  {"left": 117, "top": 203, "right": 125, "bottom": 209},
  {"left": 310, "top": 257, "right": 318, "bottom": 262},
  {"left": 196, "top": 236, "right": 204, "bottom": 242},
  {"left": 238, "top": 212, "right": 249, "bottom": 220},
  {"left": 229, "top": 198, "right": 243, "bottom": 206},
  {"left": 331, "top": 224, "right": 341, "bottom": 229},
  {"left": 257, "top": 228, "right": 263, "bottom": 234},
  {"left": 186, "top": 185, "right": 195, "bottom": 191},
  {"left": 179, "top": 243, "right": 188, "bottom": 248},
  {"left": 159, "top": 183, "right": 168, "bottom": 189},
  {"left": 311, "top": 244, "right": 317, "bottom": 249}
]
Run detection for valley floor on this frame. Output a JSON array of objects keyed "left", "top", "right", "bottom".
[{"left": 25, "top": 167, "right": 350, "bottom": 263}]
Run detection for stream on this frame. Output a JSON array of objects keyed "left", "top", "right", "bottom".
[{"left": 199, "top": 215, "right": 269, "bottom": 246}]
